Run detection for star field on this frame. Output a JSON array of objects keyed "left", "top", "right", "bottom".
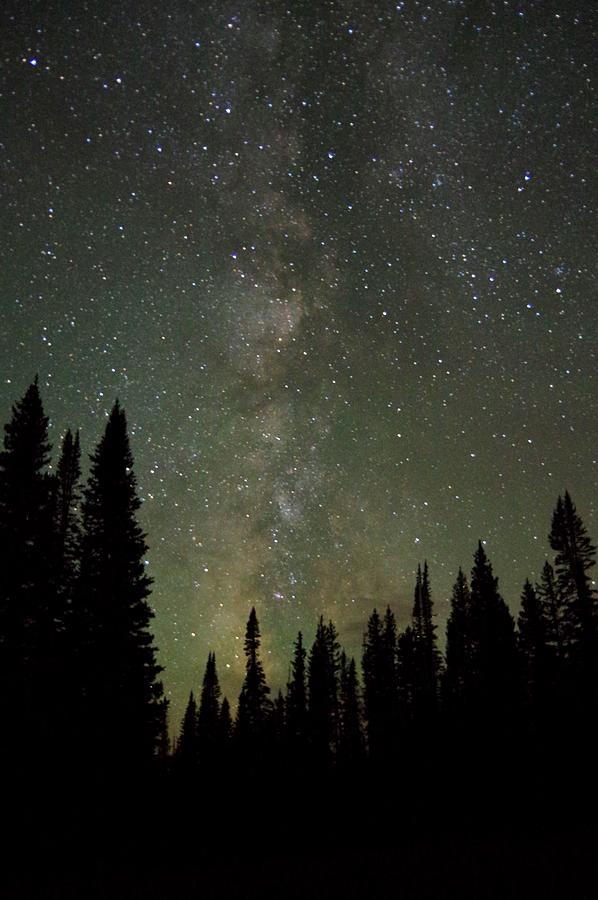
[{"left": 0, "top": 0, "right": 596, "bottom": 728}]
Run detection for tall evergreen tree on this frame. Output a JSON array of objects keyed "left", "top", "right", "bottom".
[
  {"left": 443, "top": 568, "right": 474, "bottom": 713},
  {"left": 0, "top": 379, "right": 56, "bottom": 756},
  {"left": 235, "top": 607, "right": 272, "bottom": 746},
  {"left": 517, "top": 579, "right": 552, "bottom": 716},
  {"left": 286, "top": 631, "right": 308, "bottom": 748},
  {"left": 338, "top": 653, "right": 363, "bottom": 764},
  {"left": 219, "top": 697, "right": 233, "bottom": 745},
  {"left": 469, "top": 541, "right": 520, "bottom": 723},
  {"left": 53, "top": 428, "right": 81, "bottom": 607},
  {"left": 77, "top": 401, "right": 164, "bottom": 767},
  {"left": 411, "top": 562, "right": 441, "bottom": 717},
  {"left": 197, "top": 652, "right": 221, "bottom": 758},
  {"left": 307, "top": 616, "right": 340, "bottom": 761},
  {"left": 549, "top": 493, "right": 597, "bottom": 657},
  {"left": 362, "top": 607, "right": 399, "bottom": 757},
  {"left": 536, "top": 561, "right": 564, "bottom": 662},
  {"left": 177, "top": 691, "right": 198, "bottom": 765}
]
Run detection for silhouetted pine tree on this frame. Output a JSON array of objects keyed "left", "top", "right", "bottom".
[
  {"left": 536, "top": 561, "right": 564, "bottom": 662},
  {"left": 307, "top": 616, "right": 340, "bottom": 762},
  {"left": 338, "top": 653, "right": 363, "bottom": 764},
  {"left": 77, "top": 401, "right": 164, "bottom": 768},
  {"left": 549, "top": 493, "right": 597, "bottom": 659},
  {"left": 53, "top": 428, "right": 81, "bottom": 604},
  {"left": 177, "top": 691, "right": 198, "bottom": 766},
  {"left": 443, "top": 568, "right": 474, "bottom": 715},
  {"left": 517, "top": 579, "right": 552, "bottom": 719},
  {"left": 286, "top": 631, "right": 308, "bottom": 750},
  {"left": 397, "top": 625, "right": 418, "bottom": 722},
  {"left": 469, "top": 542, "right": 520, "bottom": 725},
  {"left": 412, "top": 562, "right": 442, "bottom": 718},
  {"left": 236, "top": 607, "right": 272, "bottom": 750},
  {"left": 362, "top": 607, "right": 399, "bottom": 758},
  {"left": 0, "top": 379, "right": 56, "bottom": 758},
  {"left": 219, "top": 696, "right": 233, "bottom": 744},
  {"left": 197, "top": 652, "right": 221, "bottom": 761}
]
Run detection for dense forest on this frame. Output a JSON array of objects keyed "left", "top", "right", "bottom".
[{"left": 2, "top": 379, "right": 597, "bottom": 898}]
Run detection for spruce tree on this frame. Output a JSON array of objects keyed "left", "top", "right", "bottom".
[
  {"left": 235, "top": 607, "right": 272, "bottom": 747},
  {"left": 411, "top": 562, "right": 441, "bottom": 718},
  {"left": 0, "top": 379, "right": 56, "bottom": 757},
  {"left": 177, "top": 691, "right": 198, "bottom": 765},
  {"left": 517, "top": 579, "right": 552, "bottom": 716},
  {"left": 286, "top": 631, "right": 308, "bottom": 749},
  {"left": 469, "top": 541, "right": 520, "bottom": 724},
  {"left": 338, "top": 653, "right": 363, "bottom": 764},
  {"left": 53, "top": 428, "right": 81, "bottom": 607},
  {"left": 77, "top": 401, "right": 164, "bottom": 768},
  {"left": 536, "top": 561, "right": 564, "bottom": 661},
  {"left": 362, "top": 607, "right": 399, "bottom": 758},
  {"left": 197, "top": 652, "right": 222, "bottom": 759},
  {"left": 307, "top": 616, "right": 340, "bottom": 761},
  {"left": 219, "top": 696, "right": 233, "bottom": 744},
  {"left": 549, "top": 493, "right": 597, "bottom": 658},
  {"left": 443, "top": 568, "right": 473, "bottom": 713}
]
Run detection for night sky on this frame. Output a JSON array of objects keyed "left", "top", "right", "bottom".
[{"left": 1, "top": 0, "right": 596, "bottom": 730}]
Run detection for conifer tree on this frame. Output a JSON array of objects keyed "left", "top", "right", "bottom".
[
  {"left": 411, "top": 562, "right": 442, "bottom": 717},
  {"left": 338, "top": 653, "right": 363, "bottom": 764},
  {"left": 307, "top": 616, "right": 340, "bottom": 760},
  {"left": 286, "top": 631, "right": 307, "bottom": 748},
  {"left": 362, "top": 607, "right": 399, "bottom": 757},
  {"left": 219, "top": 697, "right": 233, "bottom": 744},
  {"left": 536, "top": 561, "right": 564, "bottom": 661},
  {"left": 177, "top": 691, "right": 198, "bottom": 765},
  {"left": 517, "top": 579, "right": 552, "bottom": 715},
  {"left": 197, "top": 652, "right": 222, "bottom": 758},
  {"left": 443, "top": 568, "right": 474, "bottom": 713},
  {"left": 0, "top": 379, "right": 56, "bottom": 755},
  {"left": 236, "top": 607, "right": 272, "bottom": 746},
  {"left": 469, "top": 541, "right": 520, "bottom": 722},
  {"left": 53, "top": 429, "right": 81, "bottom": 607},
  {"left": 549, "top": 493, "right": 597, "bottom": 657},
  {"left": 77, "top": 401, "right": 164, "bottom": 767}
]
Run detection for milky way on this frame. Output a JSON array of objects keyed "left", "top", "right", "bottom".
[{"left": 1, "top": 0, "right": 596, "bottom": 729}]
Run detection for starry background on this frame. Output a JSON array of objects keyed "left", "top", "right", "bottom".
[{"left": 0, "top": 0, "right": 596, "bottom": 730}]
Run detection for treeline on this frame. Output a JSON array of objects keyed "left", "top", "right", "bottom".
[
  {"left": 174, "top": 496, "right": 598, "bottom": 775},
  {"left": 0, "top": 379, "right": 166, "bottom": 778},
  {"left": 2, "top": 379, "right": 597, "bottom": 793}
]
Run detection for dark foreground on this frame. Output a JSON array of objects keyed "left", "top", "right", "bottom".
[{"left": 3, "top": 762, "right": 597, "bottom": 899}]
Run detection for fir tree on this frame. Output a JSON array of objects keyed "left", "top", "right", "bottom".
[
  {"left": 0, "top": 379, "right": 56, "bottom": 756},
  {"left": 219, "top": 696, "right": 233, "bottom": 744},
  {"left": 236, "top": 607, "right": 272, "bottom": 746},
  {"left": 338, "top": 653, "right": 363, "bottom": 764},
  {"left": 197, "top": 652, "right": 221, "bottom": 758},
  {"left": 469, "top": 541, "right": 520, "bottom": 723},
  {"left": 77, "top": 401, "right": 164, "bottom": 767},
  {"left": 362, "top": 607, "right": 399, "bottom": 757},
  {"left": 411, "top": 562, "right": 441, "bottom": 717},
  {"left": 53, "top": 428, "right": 81, "bottom": 608},
  {"left": 517, "top": 579, "right": 552, "bottom": 715},
  {"left": 307, "top": 616, "right": 340, "bottom": 761},
  {"left": 177, "top": 691, "right": 198, "bottom": 765},
  {"left": 443, "top": 568, "right": 474, "bottom": 712},
  {"left": 536, "top": 561, "right": 564, "bottom": 661},
  {"left": 549, "top": 492, "right": 597, "bottom": 657},
  {"left": 286, "top": 631, "right": 307, "bottom": 748}
]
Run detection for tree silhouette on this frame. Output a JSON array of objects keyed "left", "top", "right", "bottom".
[
  {"left": 197, "top": 652, "right": 222, "bottom": 761},
  {"left": 307, "top": 617, "right": 340, "bottom": 762},
  {"left": 469, "top": 542, "right": 520, "bottom": 725},
  {"left": 549, "top": 493, "right": 597, "bottom": 657},
  {"left": 77, "top": 401, "right": 164, "bottom": 768},
  {"left": 517, "top": 579, "right": 552, "bottom": 720},
  {"left": 338, "top": 653, "right": 364, "bottom": 764},
  {"left": 286, "top": 630, "right": 308, "bottom": 751},
  {"left": 411, "top": 562, "right": 442, "bottom": 719},
  {"left": 236, "top": 607, "right": 272, "bottom": 749},
  {"left": 443, "top": 568, "right": 474, "bottom": 715},
  {"left": 0, "top": 378, "right": 56, "bottom": 760},
  {"left": 177, "top": 691, "right": 198, "bottom": 766},
  {"left": 362, "top": 607, "right": 399, "bottom": 758}
]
